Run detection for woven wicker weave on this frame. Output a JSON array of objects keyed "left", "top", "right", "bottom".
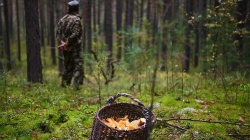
[{"left": 91, "top": 93, "right": 156, "bottom": 140}]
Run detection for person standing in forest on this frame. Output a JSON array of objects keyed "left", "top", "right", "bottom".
[{"left": 56, "top": 0, "right": 83, "bottom": 89}]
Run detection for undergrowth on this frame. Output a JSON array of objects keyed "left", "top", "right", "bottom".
[{"left": 0, "top": 64, "right": 249, "bottom": 140}]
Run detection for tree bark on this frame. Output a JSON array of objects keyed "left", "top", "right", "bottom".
[
  {"left": 92, "top": 0, "right": 96, "bottom": 33},
  {"left": 3, "top": 0, "right": 11, "bottom": 70},
  {"left": 139, "top": 0, "right": 144, "bottom": 28},
  {"left": 151, "top": 1, "right": 157, "bottom": 44},
  {"left": 97, "top": 0, "right": 101, "bottom": 32},
  {"left": 47, "top": 1, "right": 50, "bottom": 46},
  {"left": 146, "top": 0, "right": 151, "bottom": 21},
  {"left": 172, "top": 0, "right": 179, "bottom": 22},
  {"left": 82, "top": 0, "right": 88, "bottom": 51},
  {"left": 183, "top": 0, "right": 193, "bottom": 72},
  {"left": 0, "top": 0, "right": 2, "bottom": 36},
  {"left": 0, "top": 0, "right": 3, "bottom": 58},
  {"left": 211, "top": 0, "right": 220, "bottom": 77},
  {"left": 105, "top": 0, "right": 113, "bottom": 71},
  {"left": 235, "top": 0, "right": 248, "bottom": 66},
  {"left": 86, "top": 0, "right": 92, "bottom": 54},
  {"left": 55, "top": 0, "right": 64, "bottom": 76},
  {"left": 116, "top": 0, "right": 123, "bottom": 61},
  {"left": 245, "top": 0, "right": 250, "bottom": 65},
  {"left": 39, "top": 0, "right": 45, "bottom": 47},
  {"left": 8, "top": 0, "right": 13, "bottom": 38},
  {"left": 50, "top": 0, "right": 57, "bottom": 65},
  {"left": 16, "top": 0, "right": 21, "bottom": 61},
  {"left": 124, "top": 0, "right": 134, "bottom": 59},
  {"left": 39, "top": 0, "right": 47, "bottom": 66},
  {"left": 200, "top": 0, "right": 208, "bottom": 72},
  {"left": 125, "top": 0, "right": 134, "bottom": 36},
  {"left": 161, "top": 0, "right": 171, "bottom": 71},
  {"left": 194, "top": 0, "right": 200, "bottom": 68},
  {"left": 24, "top": 0, "right": 43, "bottom": 83},
  {"left": 145, "top": 0, "right": 153, "bottom": 49}
]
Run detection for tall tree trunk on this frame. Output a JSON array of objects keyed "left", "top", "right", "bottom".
[
  {"left": 183, "top": 0, "right": 193, "bottom": 72},
  {"left": 3, "top": 0, "right": 11, "bottom": 70},
  {"left": 146, "top": 0, "right": 151, "bottom": 21},
  {"left": 145, "top": 0, "right": 152, "bottom": 49},
  {"left": 235, "top": 0, "right": 248, "bottom": 67},
  {"left": 0, "top": 0, "right": 3, "bottom": 58},
  {"left": 116, "top": 0, "right": 123, "bottom": 61},
  {"left": 8, "top": 0, "right": 13, "bottom": 38},
  {"left": 96, "top": 0, "right": 103, "bottom": 34},
  {"left": 105, "top": 0, "right": 113, "bottom": 71},
  {"left": 139, "top": 0, "right": 144, "bottom": 28},
  {"left": 194, "top": 0, "right": 200, "bottom": 68},
  {"left": 39, "top": 0, "right": 45, "bottom": 47},
  {"left": 211, "top": 0, "right": 220, "bottom": 77},
  {"left": 161, "top": 0, "right": 171, "bottom": 71},
  {"left": 82, "top": 0, "right": 88, "bottom": 51},
  {"left": 125, "top": 0, "right": 134, "bottom": 37},
  {"left": 0, "top": 0, "right": 2, "bottom": 37},
  {"left": 16, "top": 0, "right": 21, "bottom": 61},
  {"left": 24, "top": 0, "right": 43, "bottom": 83},
  {"left": 56, "top": 0, "right": 64, "bottom": 76},
  {"left": 50, "top": 0, "right": 57, "bottom": 65},
  {"left": 138, "top": 0, "right": 144, "bottom": 47},
  {"left": 86, "top": 0, "right": 92, "bottom": 54},
  {"left": 135, "top": 0, "right": 140, "bottom": 27},
  {"left": 47, "top": 1, "right": 50, "bottom": 46},
  {"left": 124, "top": 0, "right": 134, "bottom": 59},
  {"left": 173, "top": 0, "right": 180, "bottom": 22},
  {"left": 149, "top": 0, "right": 159, "bottom": 111},
  {"left": 92, "top": 0, "right": 96, "bottom": 33},
  {"left": 200, "top": 0, "right": 208, "bottom": 72},
  {"left": 245, "top": 0, "right": 250, "bottom": 65},
  {"left": 39, "top": 0, "right": 46, "bottom": 66},
  {"left": 151, "top": 1, "right": 157, "bottom": 44}
]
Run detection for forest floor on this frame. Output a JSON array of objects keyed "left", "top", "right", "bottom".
[{"left": 0, "top": 64, "right": 249, "bottom": 140}]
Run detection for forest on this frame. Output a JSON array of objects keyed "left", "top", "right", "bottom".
[{"left": 0, "top": 0, "right": 250, "bottom": 139}]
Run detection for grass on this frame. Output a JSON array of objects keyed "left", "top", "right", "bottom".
[
  {"left": 0, "top": 43, "right": 249, "bottom": 139},
  {"left": 0, "top": 64, "right": 249, "bottom": 140}
]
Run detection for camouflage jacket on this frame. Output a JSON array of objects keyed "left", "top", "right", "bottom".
[{"left": 56, "top": 14, "right": 82, "bottom": 52}]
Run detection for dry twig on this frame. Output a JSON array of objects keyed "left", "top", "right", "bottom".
[
  {"left": 91, "top": 50, "right": 116, "bottom": 85},
  {"left": 156, "top": 118, "right": 186, "bottom": 132},
  {"left": 157, "top": 118, "right": 250, "bottom": 126},
  {"left": 227, "top": 134, "right": 250, "bottom": 139}
]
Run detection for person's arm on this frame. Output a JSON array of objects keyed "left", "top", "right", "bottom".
[
  {"left": 56, "top": 21, "right": 63, "bottom": 43},
  {"left": 65, "top": 20, "right": 82, "bottom": 46},
  {"left": 56, "top": 21, "right": 68, "bottom": 51}
]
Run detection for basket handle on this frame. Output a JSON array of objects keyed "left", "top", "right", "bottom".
[
  {"left": 107, "top": 93, "right": 153, "bottom": 138},
  {"left": 106, "top": 93, "right": 144, "bottom": 107}
]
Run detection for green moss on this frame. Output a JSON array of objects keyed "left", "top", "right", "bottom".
[
  {"left": 18, "top": 136, "right": 32, "bottom": 140},
  {"left": 0, "top": 125, "right": 14, "bottom": 134},
  {"left": 190, "top": 122, "right": 226, "bottom": 134},
  {"left": 1, "top": 55, "right": 250, "bottom": 140},
  {"left": 37, "top": 133, "right": 52, "bottom": 140}
]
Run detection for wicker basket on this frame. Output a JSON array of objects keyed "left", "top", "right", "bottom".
[{"left": 90, "top": 93, "right": 156, "bottom": 140}]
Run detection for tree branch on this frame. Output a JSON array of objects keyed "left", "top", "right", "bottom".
[
  {"left": 156, "top": 118, "right": 250, "bottom": 127},
  {"left": 227, "top": 134, "right": 250, "bottom": 139},
  {"left": 156, "top": 118, "right": 187, "bottom": 132},
  {"left": 90, "top": 50, "right": 116, "bottom": 85}
]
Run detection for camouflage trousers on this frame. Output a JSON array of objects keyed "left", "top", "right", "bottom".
[{"left": 61, "top": 50, "right": 84, "bottom": 88}]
